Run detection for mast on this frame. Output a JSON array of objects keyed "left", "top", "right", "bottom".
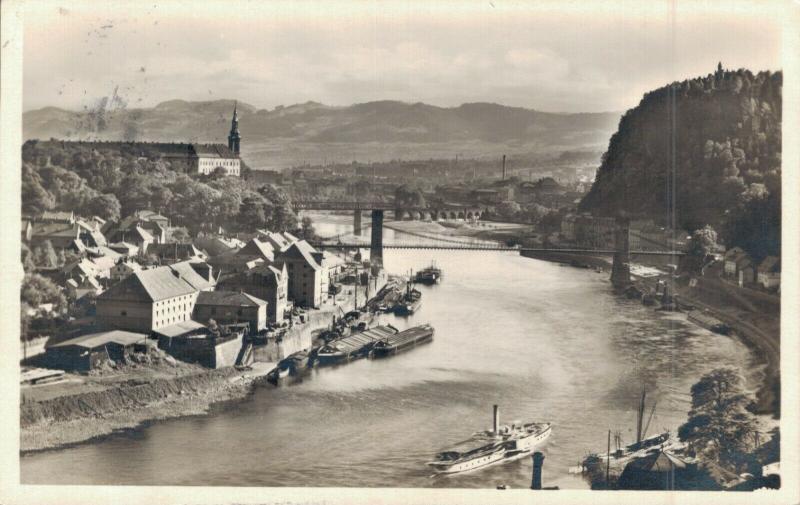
[
  {"left": 642, "top": 400, "right": 657, "bottom": 441},
  {"left": 636, "top": 386, "right": 646, "bottom": 444},
  {"left": 354, "top": 263, "right": 358, "bottom": 311},
  {"left": 605, "top": 430, "right": 611, "bottom": 487}
]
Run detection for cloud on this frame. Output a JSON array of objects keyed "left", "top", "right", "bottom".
[{"left": 22, "top": 1, "right": 781, "bottom": 113}]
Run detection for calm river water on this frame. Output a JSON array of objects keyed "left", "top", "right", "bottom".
[{"left": 21, "top": 213, "right": 760, "bottom": 488}]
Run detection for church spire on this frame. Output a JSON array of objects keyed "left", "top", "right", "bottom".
[{"left": 228, "top": 101, "right": 241, "bottom": 155}]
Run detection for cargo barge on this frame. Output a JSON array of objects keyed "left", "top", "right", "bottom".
[
  {"left": 370, "top": 324, "right": 434, "bottom": 358},
  {"left": 316, "top": 325, "right": 399, "bottom": 365}
]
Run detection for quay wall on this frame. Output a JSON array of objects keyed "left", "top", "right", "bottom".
[{"left": 252, "top": 308, "right": 340, "bottom": 363}]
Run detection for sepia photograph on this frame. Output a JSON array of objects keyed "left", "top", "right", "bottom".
[{"left": 1, "top": 0, "right": 798, "bottom": 504}]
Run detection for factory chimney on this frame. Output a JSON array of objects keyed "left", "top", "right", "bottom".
[
  {"left": 493, "top": 404, "right": 500, "bottom": 434},
  {"left": 502, "top": 154, "right": 506, "bottom": 180}
]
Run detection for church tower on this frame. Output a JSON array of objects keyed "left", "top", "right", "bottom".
[{"left": 228, "top": 102, "right": 241, "bottom": 155}]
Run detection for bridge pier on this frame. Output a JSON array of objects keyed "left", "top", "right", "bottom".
[
  {"left": 370, "top": 210, "right": 384, "bottom": 268},
  {"left": 610, "top": 218, "right": 631, "bottom": 289},
  {"left": 353, "top": 210, "right": 362, "bottom": 236}
]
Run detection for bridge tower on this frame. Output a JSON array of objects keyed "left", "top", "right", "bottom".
[
  {"left": 370, "top": 210, "right": 384, "bottom": 268},
  {"left": 610, "top": 217, "right": 631, "bottom": 289},
  {"left": 353, "top": 210, "right": 362, "bottom": 236}
]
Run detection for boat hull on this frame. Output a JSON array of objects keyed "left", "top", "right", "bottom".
[
  {"left": 371, "top": 326, "right": 434, "bottom": 358},
  {"left": 429, "top": 423, "right": 551, "bottom": 475}
]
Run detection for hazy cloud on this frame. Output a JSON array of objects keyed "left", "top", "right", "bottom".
[{"left": 22, "top": 1, "right": 781, "bottom": 113}]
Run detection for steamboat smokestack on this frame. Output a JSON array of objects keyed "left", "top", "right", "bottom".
[{"left": 493, "top": 404, "right": 500, "bottom": 434}]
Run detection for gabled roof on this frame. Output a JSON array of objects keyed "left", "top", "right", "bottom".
[
  {"left": 136, "top": 210, "right": 169, "bottom": 222},
  {"left": 196, "top": 290, "right": 267, "bottom": 307},
  {"left": 193, "top": 236, "right": 242, "bottom": 256},
  {"left": 279, "top": 240, "right": 321, "bottom": 269},
  {"left": 108, "top": 241, "right": 139, "bottom": 253},
  {"left": 282, "top": 231, "right": 299, "bottom": 244},
  {"left": 63, "top": 258, "right": 99, "bottom": 278},
  {"left": 50, "top": 330, "right": 148, "bottom": 349},
  {"left": 758, "top": 256, "right": 780, "bottom": 273},
  {"left": 237, "top": 238, "right": 275, "bottom": 262},
  {"left": 260, "top": 231, "right": 290, "bottom": 252},
  {"left": 193, "top": 144, "right": 238, "bottom": 158},
  {"left": 146, "top": 243, "right": 205, "bottom": 260},
  {"left": 32, "top": 222, "right": 79, "bottom": 238},
  {"left": 168, "top": 261, "right": 216, "bottom": 290},
  {"left": 39, "top": 210, "right": 75, "bottom": 222},
  {"left": 154, "top": 320, "right": 207, "bottom": 338},
  {"left": 724, "top": 246, "right": 747, "bottom": 260},
  {"left": 99, "top": 265, "right": 197, "bottom": 303}
]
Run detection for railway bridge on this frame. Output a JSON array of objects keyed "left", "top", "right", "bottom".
[{"left": 293, "top": 199, "right": 485, "bottom": 267}]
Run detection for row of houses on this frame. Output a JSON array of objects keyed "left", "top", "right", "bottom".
[{"left": 723, "top": 247, "right": 780, "bottom": 290}]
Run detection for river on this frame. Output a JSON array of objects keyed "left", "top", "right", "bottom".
[{"left": 20, "top": 213, "right": 760, "bottom": 488}]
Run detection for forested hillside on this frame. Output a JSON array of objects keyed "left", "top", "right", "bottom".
[
  {"left": 579, "top": 66, "right": 781, "bottom": 259},
  {"left": 21, "top": 141, "right": 297, "bottom": 234}
]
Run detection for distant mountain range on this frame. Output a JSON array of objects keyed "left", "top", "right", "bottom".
[{"left": 23, "top": 99, "right": 620, "bottom": 168}]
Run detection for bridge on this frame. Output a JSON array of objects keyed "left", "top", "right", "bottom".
[
  {"left": 293, "top": 199, "right": 486, "bottom": 267},
  {"left": 297, "top": 198, "right": 684, "bottom": 289},
  {"left": 311, "top": 243, "right": 684, "bottom": 256}
]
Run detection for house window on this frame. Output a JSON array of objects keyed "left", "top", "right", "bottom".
[
  {"left": 237, "top": 309, "right": 243, "bottom": 316},
  {"left": 121, "top": 311, "right": 127, "bottom": 316}
]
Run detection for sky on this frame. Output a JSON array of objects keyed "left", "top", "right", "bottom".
[{"left": 21, "top": 0, "right": 783, "bottom": 114}]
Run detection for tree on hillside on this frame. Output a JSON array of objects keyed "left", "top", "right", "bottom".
[
  {"left": 682, "top": 225, "right": 718, "bottom": 274},
  {"left": 85, "top": 193, "right": 122, "bottom": 222},
  {"left": 20, "top": 272, "right": 67, "bottom": 313},
  {"left": 297, "top": 216, "right": 317, "bottom": 241},
  {"left": 21, "top": 163, "right": 56, "bottom": 215},
  {"left": 678, "top": 368, "right": 758, "bottom": 474},
  {"left": 238, "top": 196, "right": 267, "bottom": 231},
  {"left": 723, "top": 186, "right": 780, "bottom": 261}
]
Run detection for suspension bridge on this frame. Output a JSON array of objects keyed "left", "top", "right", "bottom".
[{"left": 299, "top": 199, "right": 685, "bottom": 289}]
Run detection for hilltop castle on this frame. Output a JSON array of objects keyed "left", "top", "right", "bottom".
[{"left": 26, "top": 104, "right": 244, "bottom": 177}]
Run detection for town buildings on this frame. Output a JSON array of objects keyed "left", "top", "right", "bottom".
[
  {"left": 217, "top": 263, "right": 289, "bottom": 323},
  {"left": 44, "top": 330, "right": 150, "bottom": 371},
  {"left": 277, "top": 241, "right": 323, "bottom": 308},
  {"left": 723, "top": 247, "right": 755, "bottom": 286},
  {"left": 95, "top": 264, "right": 203, "bottom": 332},
  {"left": 193, "top": 291, "right": 268, "bottom": 334},
  {"left": 757, "top": 256, "right": 781, "bottom": 290}
]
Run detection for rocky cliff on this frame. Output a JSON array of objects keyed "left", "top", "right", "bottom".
[{"left": 580, "top": 66, "right": 781, "bottom": 251}]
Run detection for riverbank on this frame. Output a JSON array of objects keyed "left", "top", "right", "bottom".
[{"left": 20, "top": 362, "right": 273, "bottom": 453}]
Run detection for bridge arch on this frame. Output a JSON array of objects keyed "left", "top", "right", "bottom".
[
  {"left": 457, "top": 211, "right": 465, "bottom": 219},
  {"left": 466, "top": 211, "right": 474, "bottom": 220},
  {"left": 449, "top": 211, "right": 457, "bottom": 220}
]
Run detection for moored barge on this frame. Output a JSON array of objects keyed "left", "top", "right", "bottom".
[
  {"left": 370, "top": 324, "right": 434, "bottom": 358},
  {"left": 316, "top": 324, "right": 399, "bottom": 365}
]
